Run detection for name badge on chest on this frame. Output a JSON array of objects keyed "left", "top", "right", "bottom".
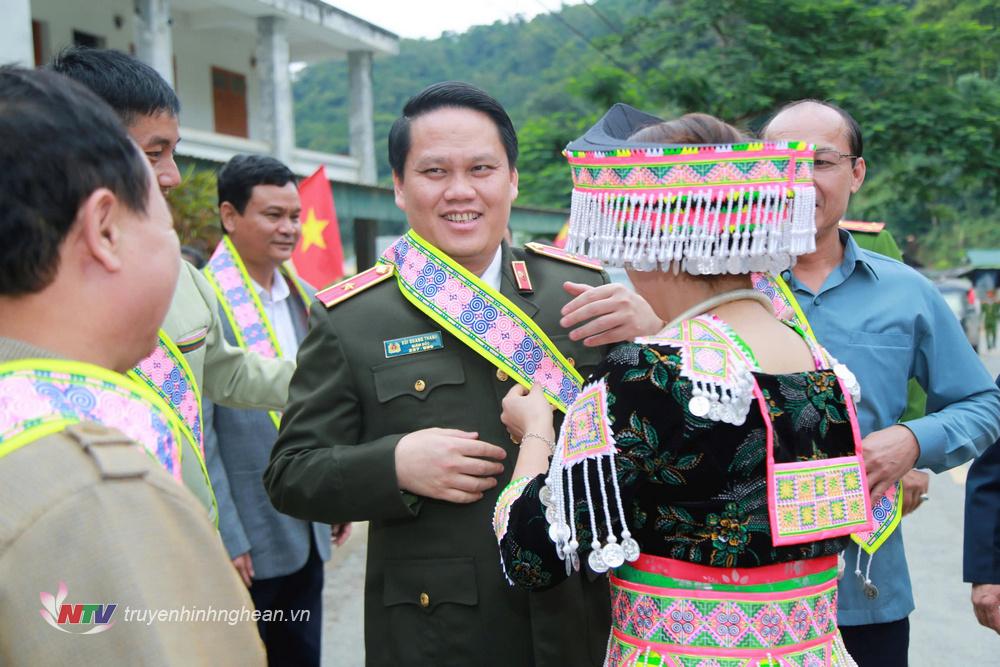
[{"left": 383, "top": 331, "right": 444, "bottom": 358}]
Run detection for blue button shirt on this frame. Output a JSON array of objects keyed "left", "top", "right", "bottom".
[{"left": 782, "top": 230, "right": 1000, "bottom": 626}]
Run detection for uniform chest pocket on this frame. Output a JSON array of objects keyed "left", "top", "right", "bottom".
[{"left": 372, "top": 352, "right": 465, "bottom": 403}]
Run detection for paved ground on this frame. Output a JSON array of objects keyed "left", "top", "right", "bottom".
[{"left": 319, "top": 348, "right": 1000, "bottom": 666}]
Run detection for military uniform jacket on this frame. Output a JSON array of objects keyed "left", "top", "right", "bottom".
[{"left": 265, "top": 243, "right": 612, "bottom": 666}]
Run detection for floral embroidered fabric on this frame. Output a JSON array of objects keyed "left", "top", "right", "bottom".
[{"left": 498, "top": 337, "right": 857, "bottom": 591}]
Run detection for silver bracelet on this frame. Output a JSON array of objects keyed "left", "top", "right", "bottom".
[{"left": 521, "top": 432, "right": 555, "bottom": 455}]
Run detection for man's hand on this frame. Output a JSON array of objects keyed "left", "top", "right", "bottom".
[
  {"left": 560, "top": 281, "right": 662, "bottom": 347},
  {"left": 232, "top": 552, "right": 254, "bottom": 588},
  {"left": 900, "top": 470, "right": 930, "bottom": 516},
  {"left": 862, "top": 425, "right": 920, "bottom": 500},
  {"left": 971, "top": 583, "right": 1000, "bottom": 634},
  {"left": 395, "top": 428, "right": 507, "bottom": 504},
  {"left": 331, "top": 522, "right": 352, "bottom": 547}
]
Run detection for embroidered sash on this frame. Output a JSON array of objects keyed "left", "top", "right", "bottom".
[
  {"left": 129, "top": 329, "right": 203, "bottom": 455},
  {"left": 203, "top": 236, "right": 310, "bottom": 429},
  {"left": 752, "top": 271, "right": 817, "bottom": 343},
  {"left": 0, "top": 359, "right": 217, "bottom": 523},
  {"left": 606, "top": 554, "right": 855, "bottom": 667},
  {"left": 752, "top": 272, "right": 898, "bottom": 554},
  {"left": 380, "top": 230, "right": 583, "bottom": 412}
]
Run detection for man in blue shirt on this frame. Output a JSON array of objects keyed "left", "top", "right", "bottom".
[{"left": 763, "top": 100, "right": 1000, "bottom": 666}]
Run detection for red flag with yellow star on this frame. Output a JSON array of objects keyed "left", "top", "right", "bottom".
[{"left": 292, "top": 166, "right": 344, "bottom": 289}]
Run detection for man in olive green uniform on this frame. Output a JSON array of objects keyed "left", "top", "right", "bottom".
[
  {"left": 0, "top": 66, "right": 264, "bottom": 665},
  {"left": 265, "top": 83, "right": 662, "bottom": 666},
  {"left": 984, "top": 292, "right": 998, "bottom": 351}
]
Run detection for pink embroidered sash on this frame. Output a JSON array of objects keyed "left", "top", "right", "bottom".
[
  {"left": 129, "top": 329, "right": 202, "bottom": 455},
  {"left": 203, "top": 236, "right": 310, "bottom": 429},
  {"left": 380, "top": 230, "right": 583, "bottom": 412},
  {"left": 0, "top": 359, "right": 183, "bottom": 478}
]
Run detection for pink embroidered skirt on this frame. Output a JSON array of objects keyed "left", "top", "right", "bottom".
[{"left": 605, "top": 554, "right": 857, "bottom": 667}]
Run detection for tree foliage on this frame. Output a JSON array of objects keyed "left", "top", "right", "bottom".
[{"left": 294, "top": 0, "right": 997, "bottom": 266}]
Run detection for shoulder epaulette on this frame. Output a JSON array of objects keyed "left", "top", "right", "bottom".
[
  {"left": 839, "top": 220, "right": 885, "bottom": 234},
  {"left": 316, "top": 264, "right": 394, "bottom": 308},
  {"left": 525, "top": 242, "right": 603, "bottom": 271}
]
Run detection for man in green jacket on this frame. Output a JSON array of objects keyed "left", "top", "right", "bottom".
[
  {"left": 50, "top": 48, "right": 293, "bottom": 413},
  {"left": 265, "top": 82, "right": 662, "bottom": 666}
]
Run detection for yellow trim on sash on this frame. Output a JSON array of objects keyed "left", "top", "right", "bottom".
[
  {"left": 390, "top": 231, "right": 583, "bottom": 412},
  {"left": 0, "top": 358, "right": 217, "bottom": 523},
  {"left": 128, "top": 328, "right": 204, "bottom": 450},
  {"left": 205, "top": 238, "right": 310, "bottom": 430}
]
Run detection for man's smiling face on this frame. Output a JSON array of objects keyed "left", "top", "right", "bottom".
[{"left": 392, "top": 106, "right": 518, "bottom": 275}]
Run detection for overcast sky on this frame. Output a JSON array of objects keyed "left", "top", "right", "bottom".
[{"left": 326, "top": 0, "right": 586, "bottom": 39}]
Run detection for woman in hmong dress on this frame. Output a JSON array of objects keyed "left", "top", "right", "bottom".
[{"left": 493, "top": 110, "right": 866, "bottom": 667}]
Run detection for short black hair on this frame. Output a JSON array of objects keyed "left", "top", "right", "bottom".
[
  {"left": 388, "top": 81, "right": 518, "bottom": 179},
  {"left": 217, "top": 154, "right": 297, "bottom": 231},
  {"left": 763, "top": 99, "right": 864, "bottom": 158},
  {"left": 0, "top": 66, "right": 150, "bottom": 296},
  {"left": 47, "top": 46, "right": 180, "bottom": 126}
]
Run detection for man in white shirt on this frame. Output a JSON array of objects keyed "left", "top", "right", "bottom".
[{"left": 203, "top": 154, "right": 348, "bottom": 666}]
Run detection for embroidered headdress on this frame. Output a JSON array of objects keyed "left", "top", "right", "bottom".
[{"left": 563, "top": 104, "right": 816, "bottom": 275}]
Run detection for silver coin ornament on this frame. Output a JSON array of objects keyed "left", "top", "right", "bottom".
[
  {"left": 621, "top": 537, "right": 641, "bottom": 562},
  {"left": 545, "top": 506, "right": 559, "bottom": 524},
  {"left": 602, "top": 542, "right": 626, "bottom": 569},
  {"left": 539, "top": 485, "right": 553, "bottom": 506},
  {"left": 548, "top": 522, "right": 570, "bottom": 544},
  {"left": 863, "top": 581, "right": 879, "bottom": 600},
  {"left": 588, "top": 549, "right": 609, "bottom": 574},
  {"left": 570, "top": 551, "right": 580, "bottom": 573},
  {"left": 689, "top": 395, "right": 711, "bottom": 418}
]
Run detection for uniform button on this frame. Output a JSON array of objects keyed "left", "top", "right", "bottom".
[
  {"left": 414, "top": 379, "right": 426, "bottom": 392},
  {"left": 813, "top": 297, "right": 822, "bottom": 306},
  {"left": 496, "top": 369, "right": 509, "bottom": 382},
  {"left": 567, "top": 357, "right": 575, "bottom": 368},
  {"left": 419, "top": 592, "right": 430, "bottom": 608}
]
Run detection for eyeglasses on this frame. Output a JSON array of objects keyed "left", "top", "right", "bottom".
[{"left": 814, "top": 149, "right": 859, "bottom": 171}]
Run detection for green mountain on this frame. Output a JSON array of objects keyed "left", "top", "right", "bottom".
[{"left": 294, "top": 0, "right": 999, "bottom": 267}]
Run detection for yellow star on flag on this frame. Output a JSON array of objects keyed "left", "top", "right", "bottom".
[{"left": 300, "top": 208, "right": 329, "bottom": 252}]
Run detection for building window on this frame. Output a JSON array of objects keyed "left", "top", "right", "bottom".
[
  {"left": 72, "top": 30, "right": 106, "bottom": 49},
  {"left": 211, "top": 67, "right": 248, "bottom": 138},
  {"left": 32, "top": 20, "right": 49, "bottom": 66}
]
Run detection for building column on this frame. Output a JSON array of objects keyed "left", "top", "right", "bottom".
[
  {"left": 256, "top": 16, "right": 294, "bottom": 165},
  {"left": 134, "top": 0, "right": 174, "bottom": 87},
  {"left": 348, "top": 50, "right": 377, "bottom": 185},
  {"left": 0, "top": 0, "right": 33, "bottom": 67}
]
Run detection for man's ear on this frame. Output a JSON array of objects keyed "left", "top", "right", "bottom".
[
  {"left": 78, "top": 188, "right": 123, "bottom": 272},
  {"left": 392, "top": 172, "right": 405, "bottom": 211},
  {"left": 219, "top": 201, "right": 239, "bottom": 234},
  {"left": 509, "top": 167, "right": 519, "bottom": 202},
  {"left": 851, "top": 157, "right": 867, "bottom": 194}
]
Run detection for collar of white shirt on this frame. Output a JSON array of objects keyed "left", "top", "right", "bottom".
[
  {"left": 479, "top": 245, "right": 503, "bottom": 292},
  {"left": 250, "top": 268, "right": 290, "bottom": 304}
]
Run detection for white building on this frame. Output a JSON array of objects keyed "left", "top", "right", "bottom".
[{"left": 2, "top": 0, "right": 399, "bottom": 184}]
